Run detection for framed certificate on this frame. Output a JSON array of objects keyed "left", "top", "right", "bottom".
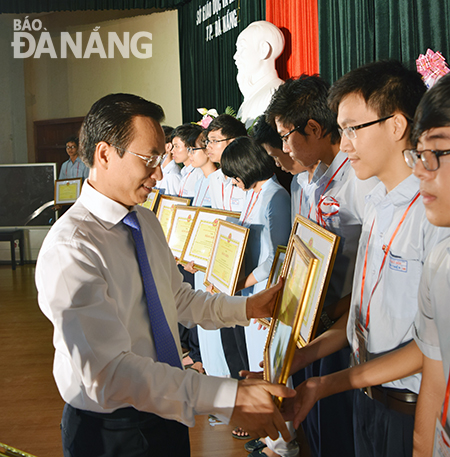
[
  {"left": 167, "top": 206, "right": 198, "bottom": 259},
  {"left": 156, "top": 195, "right": 191, "bottom": 239},
  {"left": 140, "top": 188, "right": 159, "bottom": 212},
  {"left": 292, "top": 214, "right": 340, "bottom": 346},
  {"left": 204, "top": 220, "right": 249, "bottom": 296},
  {"left": 179, "top": 208, "right": 240, "bottom": 272},
  {"left": 258, "top": 245, "right": 287, "bottom": 329},
  {"left": 264, "top": 235, "right": 318, "bottom": 407},
  {"left": 54, "top": 178, "right": 82, "bottom": 204}
]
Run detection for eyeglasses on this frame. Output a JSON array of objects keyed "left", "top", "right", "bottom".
[
  {"left": 338, "top": 115, "right": 394, "bottom": 140},
  {"left": 66, "top": 145, "right": 77, "bottom": 149},
  {"left": 205, "top": 138, "right": 233, "bottom": 146},
  {"left": 187, "top": 146, "right": 206, "bottom": 155},
  {"left": 112, "top": 144, "right": 163, "bottom": 168},
  {"left": 280, "top": 126, "right": 301, "bottom": 143},
  {"left": 403, "top": 148, "right": 450, "bottom": 171}
]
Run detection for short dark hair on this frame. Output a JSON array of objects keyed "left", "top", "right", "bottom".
[
  {"left": 328, "top": 60, "right": 426, "bottom": 122},
  {"left": 252, "top": 115, "right": 283, "bottom": 150},
  {"left": 412, "top": 73, "right": 450, "bottom": 145},
  {"left": 171, "top": 123, "right": 204, "bottom": 147},
  {"left": 221, "top": 136, "right": 275, "bottom": 189},
  {"left": 79, "top": 93, "right": 164, "bottom": 167},
  {"left": 206, "top": 114, "right": 247, "bottom": 139},
  {"left": 265, "top": 75, "right": 340, "bottom": 144},
  {"left": 66, "top": 136, "right": 79, "bottom": 146},
  {"left": 162, "top": 125, "right": 174, "bottom": 143}
]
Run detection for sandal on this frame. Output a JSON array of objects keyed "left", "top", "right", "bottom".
[
  {"left": 244, "top": 438, "right": 266, "bottom": 452},
  {"left": 231, "top": 426, "right": 251, "bottom": 440}
]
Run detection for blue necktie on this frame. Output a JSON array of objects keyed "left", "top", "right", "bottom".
[{"left": 123, "top": 211, "right": 182, "bottom": 369}]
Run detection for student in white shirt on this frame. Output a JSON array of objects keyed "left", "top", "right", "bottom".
[
  {"left": 35, "top": 93, "right": 296, "bottom": 457},
  {"left": 171, "top": 124, "right": 204, "bottom": 198},
  {"left": 154, "top": 125, "right": 181, "bottom": 196},
  {"left": 205, "top": 114, "right": 248, "bottom": 212},
  {"left": 290, "top": 69, "right": 450, "bottom": 457}
]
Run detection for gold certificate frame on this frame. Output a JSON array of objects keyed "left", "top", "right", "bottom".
[
  {"left": 258, "top": 246, "right": 287, "bottom": 329},
  {"left": 264, "top": 235, "right": 318, "bottom": 407},
  {"left": 54, "top": 178, "right": 82, "bottom": 205},
  {"left": 156, "top": 195, "right": 191, "bottom": 239},
  {"left": 204, "top": 220, "right": 249, "bottom": 296},
  {"left": 179, "top": 207, "right": 240, "bottom": 272},
  {"left": 140, "top": 188, "right": 159, "bottom": 212},
  {"left": 292, "top": 214, "right": 340, "bottom": 346},
  {"left": 167, "top": 206, "right": 198, "bottom": 260}
]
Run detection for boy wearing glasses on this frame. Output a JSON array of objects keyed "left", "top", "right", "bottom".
[
  {"left": 287, "top": 61, "right": 450, "bottom": 457},
  {"left": 290, "top": 71, "right": 450, "bottom": 457},
  {"left": 59, "top": 136, "right": 89, "bottom": 181},
  {"left": 205, "top": 114, "right": 248, "bottom": 213},
  {"left": 263, "top": 75, "right": 375, "bottom": 457}
]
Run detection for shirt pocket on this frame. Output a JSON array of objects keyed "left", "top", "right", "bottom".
[{"left": 383, "top": 250, "right": 422, "bottom": 319}]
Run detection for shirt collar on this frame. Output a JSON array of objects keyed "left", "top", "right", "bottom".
[
  {"left": 318, "top": 151, "right": 348, "bottom": 186},
  {"left": 78, "top": 180, "right": 131, "bottom": 230},
  {"left": 367, "top": 173, "right": 420, "bottom": 208}
]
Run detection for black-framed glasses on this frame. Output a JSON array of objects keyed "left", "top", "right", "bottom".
[
  {"left": 280, "top": 126, "right": 301, "bottom": 143},
  {"left": 403, "top": 148, "right": 450, "bottom": 171},
  {"left": 205, "top": 138, "right": 233, "bottom": 146},
  {"left": 111, "top": 144, "right": 163, "bottom": 168},
  {"left": 187, "top": 146, "right": 206, "bottom": 155},
  {"left": 338, "top": 115, "right": 394, "bottom": 140}
]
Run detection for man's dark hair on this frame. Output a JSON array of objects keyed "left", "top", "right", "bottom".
[
  {"left": 265, "top": 75, "right": 340, "bottom": 144},
  {"left": 206, "top": 114, "right": 247, "bottom": 139},
  {"left": 171, "top": 123, "right": 204, "bottom": 148},
  {"left": 162, "top": 125, "right": 174, "bottom": 144},
  {"left": 252, "top": 115, "right": 283, "bottom": 150},
  {"left": 79, "top": 93, "right": 164, "bottom": 167},
  {"left": 412, "top": 73, "right": 450, "bottom": 145},
  {"left": 328, "top": 60, "right": 426, "bottom": 123},
  {"left": 65, "top": 136, "right": 79, "bottom": 146},
  {"left": 221, "top": 136, "right": 275, "bottom": 189}
]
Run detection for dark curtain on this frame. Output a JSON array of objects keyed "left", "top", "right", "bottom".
[
  {"left": 178, "top": 0, "right": 265, "bottom": 123},
  {"left": 0, "top": 0, "right": 186, "bottom": 14},
  {"left": 318, "top": 0, "right": 450, "bottom": 84}
]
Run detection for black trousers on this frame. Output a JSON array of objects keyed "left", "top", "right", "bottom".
[
  {"left": 61, "top": 404, "right": 190, "bottom": 457},
  {"left": 220, "top": 325, "right": 249, "bottom": 379}
]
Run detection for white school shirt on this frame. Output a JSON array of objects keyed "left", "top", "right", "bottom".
[
  {"left": 35, "top": 181, "right": 249, "bottom": 425},
  {"left": 209, "top": 168, "right": 246, "bottom": 212},
  {"left": 347, "top": 174, "right": 450, "bottom": 393},
  {"left": 192, "top": 173, "right": 213, "bottom": 208},
  {"left": 290, "top": 162, "right": 329, "bottom": 226},
  {"left": 177, "top": 164, "right": 203, "bottom": 198},
  {"left": 414, "top": 238, "right": 450, "bottom": 427},
  {"left": 154, "top": 158, "right": 181, "bottom": 196},
  {"left": 59, "top": 156, "right": 90, "bottom": 180},
  {"left": 303, "top": 151, "right": 377, "bottom": 307}
]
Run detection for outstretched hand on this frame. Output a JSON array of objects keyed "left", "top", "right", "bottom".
[
  {"left": 231, "top": 378, "right": 296, "bottom": 441},
  {"left": 290, "top": 377, "right": 322, "bottom": 429},
  {"left": 246, "top": 277, "right": 283, "bottom": 320}
]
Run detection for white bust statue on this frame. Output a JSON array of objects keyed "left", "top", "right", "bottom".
[{"left": 234, "top": 21, "right": 285, "bottom": 129}]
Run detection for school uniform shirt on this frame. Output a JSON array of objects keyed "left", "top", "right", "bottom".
[
  {"left": 193, "top": 172, "right": 230, "bottom": 377},
  {"left": 177, "top": 164, "right": 203, "bottom": 198},
  {"left": 59, "top": 156, "right": 90, "bottom": 180},
  {"left": 304, "top": 152, "right": 377, "bottom": 307},
  {"left": 35, "top": 181, "right": 250, "bottom": 426},
  {"left": 209, "top": 169, "right": 246, "bottom": 213},
  {"left": 347, "top": 174, "right": 450, "bottom": 393},
  {"left": 414, "top": 237, "right": 450, "bottom": 426},
  {"left": 239, "top": 176, "right": 291, "bottom": 371},
  {"left": 154, "top": 158, "right": 181, "bottom": 196},
  {"left": 290, "top": 162, "right": 329, "bottom": 227}
]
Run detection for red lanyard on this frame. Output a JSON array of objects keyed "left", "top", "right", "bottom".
[
  {"left": 241, "top": 189, "right": 261, "bottom": 225},
  {"left": 221, "top": 182, "right": 234, "bottom": 210},
  {"left": 442, "top": 373, "right": 450, "bottom": 427},
  {"left": 178, "top": 169, "right": 194, "bottom": 197},
  {"left": 299, "top": 188, "right": 303, "bottom": 216},
  {"left": 359, "top": 192, "right": 421, "bottom": 329},
  {"left": 313, "top": 158, "right": 348, "bottom": 226}
]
